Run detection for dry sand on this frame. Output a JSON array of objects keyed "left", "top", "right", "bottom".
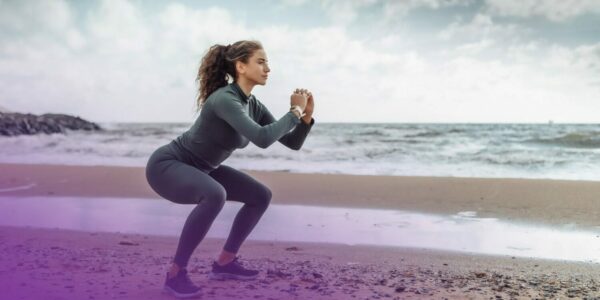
[{"left": 1, "top": 226, "right": 599, "bottom": 300}]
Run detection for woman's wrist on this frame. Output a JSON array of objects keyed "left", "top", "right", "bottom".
[
  {"left": 290, "top": 105, "right": 304, "bottom": 119},
  {"left": 301, "top": 114, "right": 312, "bottom": 123}
]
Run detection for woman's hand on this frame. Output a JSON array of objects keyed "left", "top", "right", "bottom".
[
  {"left": 294, "top": 88, "right": 314, "bottom": 124},
  {"left": 290, "top": 90, "right": 307, "bottom": 110},
  {"left": 304, "top": 91, "right": 314, "bottom": 117}
]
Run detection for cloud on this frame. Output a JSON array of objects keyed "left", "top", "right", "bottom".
[
  {"left": 281, "top": 0, "right": 474, "bottom": 25},
  {"left": 0, "top": 1, "right": 253, "bottom": 122},
  {"left": 382, "top": 0, "right": 474, "bottom": 17},
  {"left": 320, "top": 0, "right": 378, "bottom": 25},
  {"left": 86, "top": 0, "right": 151, "bottom": 54},
  {"left": 439, "top": 13, "right": 525, "bottom": 44},
  {"left": 484, "top": 0, "right": 600, "bottom": 21},
  {"left": 0, "top": 0, "right": 599, "bottom": 123},
  {"left": 544, "top": 43, "right": 600, "bottom": 80},
  {"left": 0, "top": 0, "right": 73, "bottom": 36}
]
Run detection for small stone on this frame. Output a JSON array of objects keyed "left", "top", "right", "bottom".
[{"left": 118, "top": 241, "right": 139, "bottom": 246}]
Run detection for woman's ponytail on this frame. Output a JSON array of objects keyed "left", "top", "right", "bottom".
[
  {"left": 196, "top": 44, "right": 232, "bottom": 110},
  {"left": 196, "top": 40, "right": 263, "bottom": 110}
]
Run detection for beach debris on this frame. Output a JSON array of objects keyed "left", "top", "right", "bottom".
[
  {"left": 117, "top": 241, "right": 139, "bottom": 246},
  {"left": 395, "top": 285, "right": 406, "bottom": 292},
  {"left": 266, "top": 269, "right": 292, "bottom": 279}
]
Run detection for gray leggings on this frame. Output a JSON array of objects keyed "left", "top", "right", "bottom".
[{"left": 145, "top": 143, "right": 272, "bottom": 268}]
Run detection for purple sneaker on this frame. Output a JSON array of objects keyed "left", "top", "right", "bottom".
[
  {"left": 209, "top": 256, "right": 259, "bottom": 280},
  {"left": 163, "top": 269, "right": 202, "bottom": 298}
]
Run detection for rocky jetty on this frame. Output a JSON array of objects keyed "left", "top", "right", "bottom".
[{"left": 0, "top": 112, "right": 102, "bottom": 136}]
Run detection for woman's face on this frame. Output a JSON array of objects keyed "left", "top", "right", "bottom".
[{"left": 237, "top": 49, "right": 270, "bottom": 86}]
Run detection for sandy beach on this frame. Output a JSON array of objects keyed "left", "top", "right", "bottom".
[
  {"left": 1, "top": 163, "right": 600, "bottom": 299},
  {"left": 2, "top": 163, "right": 600, "bottom": 228},
  {"left": 2, "top": 226, "right": 600, "bottom": 300}
]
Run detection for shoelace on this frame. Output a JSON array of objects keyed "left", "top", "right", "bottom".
[
  {"left": 232, "top": 255, "right": 247, "bottom": 267},
  {"left": 216, "top": 255, "right": 244, "bottom": 267}
]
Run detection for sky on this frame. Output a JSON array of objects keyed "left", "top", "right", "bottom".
[{"left": 0, "top": 0, "right": 599, "bottom": 123}]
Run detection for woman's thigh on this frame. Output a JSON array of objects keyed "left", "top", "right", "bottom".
[
  {"left": 146, "top": 147, "right": 225, "bottom": 205},
  {"left": 208, "top": 165, "right": 272, "bottom": 206}
]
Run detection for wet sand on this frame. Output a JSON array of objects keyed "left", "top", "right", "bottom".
[{"left": 1, "top": 163, "right": 600, "bottom": 228}]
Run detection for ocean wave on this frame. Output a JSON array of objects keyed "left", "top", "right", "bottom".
[
  {"left": 474, "top": 155, "right": 569, "bottom": 167},
  {"left": 448, "top": 128, "right": 466, "bottom": 134},
  {"left": 357, "top": 129, "right": 387, "bottom": 136},
  {"left": 527, "top": 132, "right": 600, "bottom": 149},
  {"left": 404, "top": 128, "right": 465, "bottom": 139},
  {"left": 405, "top": 131, "right": 444, "bottom": 138},
  {"left": 380, "top": 138, "right": 418, "bottom": 144},
  {"left": 44, "top": 141, "right": 59, "bottom": 148},
  {"left": 341, "top": 139, "right": 356, "bottom": 145},
  {"left": 4, "top": 122, "right": 600, "bottom": 181},
  {"left": 364, "top": 148, "right": 402, "bottom": 159},
  {"left": 238, "top": 153, "right": 276, "bottom": 159},
  {"left": 101, "top": 137, "right": 126, "bottom": 143}
]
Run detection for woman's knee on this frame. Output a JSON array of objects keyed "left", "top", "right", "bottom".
[
  {"left": 205, "top": 185, "right": 227, "bottom": 209},
  {"left": 255, "top": 185, "right": 272, "bottom": 209}
]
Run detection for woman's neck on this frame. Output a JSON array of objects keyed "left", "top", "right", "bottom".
[{"left": 235, "top": 78, "right": 254, "bottom": 97}]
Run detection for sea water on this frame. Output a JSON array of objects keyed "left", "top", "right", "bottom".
[{"left": 1, "top": 122, "right": 600, "bottom": 180}]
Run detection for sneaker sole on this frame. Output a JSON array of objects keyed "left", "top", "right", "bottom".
[
  {"left": 163, "top": 285, "right": 202, "bottom": 298},
  {"left": 208, "top": 272, "right": 258, "bottom": 281}
]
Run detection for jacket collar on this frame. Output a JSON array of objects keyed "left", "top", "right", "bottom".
[{"left": 231, "top": 82, "right": 252, "bottom": 103}]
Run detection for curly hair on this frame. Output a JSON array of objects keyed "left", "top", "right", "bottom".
[{"left": 196, "top": 40, "right": 263, "bottom": 110}]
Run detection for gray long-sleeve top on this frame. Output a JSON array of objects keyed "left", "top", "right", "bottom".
[{"left": 172, "top": 82, "right": 315, "bottom": 171}]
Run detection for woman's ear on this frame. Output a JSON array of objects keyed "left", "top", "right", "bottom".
[{"left": 235, "top": 61, "right": 246, "bottom": 75}]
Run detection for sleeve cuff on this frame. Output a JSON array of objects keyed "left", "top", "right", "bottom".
[
  {"left": 301, "top": 117, "right": 314, "bottom": 126},
  {"left": 288, "top": 111, "right": 301, "bottom": 124}
]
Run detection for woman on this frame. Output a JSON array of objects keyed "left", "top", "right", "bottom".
[{"left": 145, "top": 40, "right": 315, "bottom": 298}]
